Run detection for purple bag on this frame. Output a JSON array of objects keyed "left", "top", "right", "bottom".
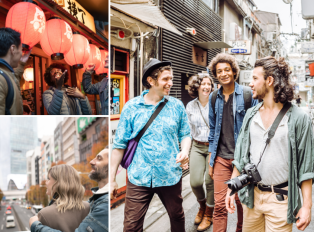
[{"left": 120, "top": 99, "right": 168, "bottom": 169}]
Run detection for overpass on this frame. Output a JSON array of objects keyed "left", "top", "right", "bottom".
[{"left": 2, "top": 190, "right": 26, "bottom": 200}]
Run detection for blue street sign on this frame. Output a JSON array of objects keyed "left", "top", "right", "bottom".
[
  {"left": 2, "top": 196, "right": 6, "bottom": 200},
  {"left": 231, "top": 49, "right": 248, "bottom": 53}
]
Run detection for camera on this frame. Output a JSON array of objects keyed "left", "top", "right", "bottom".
[{"left": 225, "top": 163, "right": 261, "bottom": 196}]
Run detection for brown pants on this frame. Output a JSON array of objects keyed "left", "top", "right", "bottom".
[
  {"left": 123, "top": 179, "right": 185, "bottom": 232},
  {"left": 213, "top": 156, "right": 243, "bottom": 232}
]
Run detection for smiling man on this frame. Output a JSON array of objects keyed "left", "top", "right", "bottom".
[
  {"left": 207, "top": 53, "right": 258, "bottom": 232},
  {"left": 110, "top": 58, "right": 191, "bottom": 232},
  {"left": 226, "top": 56, "right": 314, "bottom": 232},
  {"left": 30, "top": 148, "right": 109, "bottom": 232}
]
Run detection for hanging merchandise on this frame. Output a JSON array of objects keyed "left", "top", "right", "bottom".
[
  {"left": 64, "top": 32, "right": 90, "bottom": 68},
  {"left": 6, "top": 1, "right": 46, "bottom": 51},
  {"left": 95, "top": 49, "right": 108, "bottom": 75},
  {"left": 40, "top": 17, "right": 73, "bottom": 60},
  {"left": 84, "top": 44, "right": 101, "bottom": 70},
  {"left": 309, "top": 62, "right": 314, "bottom": 76},
  {"left": 23, "top": 67, "right": 34, "bottom": 82}
]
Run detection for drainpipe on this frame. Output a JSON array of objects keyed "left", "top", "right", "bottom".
[{"left": 140, "top": 32, "right": 144, "bottom": 93}]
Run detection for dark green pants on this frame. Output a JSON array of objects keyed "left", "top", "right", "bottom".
[{"left": 189, "top": 141, "right": 214, "bottom": 206}]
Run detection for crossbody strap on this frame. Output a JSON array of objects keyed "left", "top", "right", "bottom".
[
  {"left": 0, "top": 70, "right": 14, "bottom": 115},
  {"left": 196, "top": 101, "right": 210, "bottom": 129},
  {"left": 256, "top": 102, "right": 291, "bottom": 168},
  {"left": 135, "top": 98, "right": 168, "bottom": 142}
]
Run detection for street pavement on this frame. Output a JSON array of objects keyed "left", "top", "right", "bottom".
[
  {"left": 12, "top": 204, "right": 34, "bottom": 231},
  {"left": 0, "top": 203, "right": 20, "bottom": 232}
]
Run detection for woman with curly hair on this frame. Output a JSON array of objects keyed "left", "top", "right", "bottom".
[
  {"left": 37, "top": 164, "right": 90, "bottom": 232},
  {"left": 186, "top": 73, "right": 215, "bottom": 231},
  {"left": 42, "top": 63, "right": 92, "bottom": 115}
]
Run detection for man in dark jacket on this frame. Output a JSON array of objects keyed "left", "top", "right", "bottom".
[
  {"left": 29, "top": 148, "right": 109, "bottom": 232},
  {"left": 82, "top": 64, "right": 108, "bottom": 115}
]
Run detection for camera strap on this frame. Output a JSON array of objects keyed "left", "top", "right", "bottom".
[{"left": 256, "top": 102, "right": 292, "bottom": 168}]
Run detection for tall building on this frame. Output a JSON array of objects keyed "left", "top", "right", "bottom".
[
  {"left": 0, "top": 118, "right": 38, "bottom": 191},
  {"left": 39, "top": 136, "right": 54, "bottom": 184},
  {"left": 26, "top": 147, "right": 41, "bottom": 190},
  {"left": 62, "top": 118, "right": 79, "bottom": 165},
  {"left": 78, "top": 117, "right": 108, "bottom": 162},
  {"left": 54, "top": 121, "right": 63, "bottom": 163}
]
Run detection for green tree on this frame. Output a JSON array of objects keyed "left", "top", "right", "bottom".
[{"left": 0, "top": 188, "right": 3, "bottom": 202}]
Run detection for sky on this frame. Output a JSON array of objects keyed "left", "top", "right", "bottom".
[{"left": 37, "top": 117, "right": 63, "bottom": 139}]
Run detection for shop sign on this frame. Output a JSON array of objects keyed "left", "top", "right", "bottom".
[
  {"left": 306, "top": 78, "right": 314, "bottom": 86},
  {"left": 77, "top": 117, "right": 97, "bottom": 133},
  {"left": 301, "top": 42, "right": 314, "bottom": 53},
  {"left": 228, "top": 40, "right": 251, "bottom": 55},
  {"left": 54, "top": 0, "right": 96, "bottom": 33},
  {"left": 192, "top": 46, "right": 207, "bottom": 67}
]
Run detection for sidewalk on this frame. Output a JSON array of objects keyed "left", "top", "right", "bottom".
[{"left": 111, "top": 174, "right": 314, "bottom": 232}]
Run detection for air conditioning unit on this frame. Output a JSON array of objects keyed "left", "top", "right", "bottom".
[{"left": 239, "top": 70, "right": 253, "bottom": 86}]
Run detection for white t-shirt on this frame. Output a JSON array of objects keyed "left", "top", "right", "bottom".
[{"left": 249, "top": 111, "right": 289, "bottom": 186}]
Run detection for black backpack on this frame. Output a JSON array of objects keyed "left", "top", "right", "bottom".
[
  {"left": 211, "top": 86, "right": 252, "bottom": 113},
  {"left": 0, "top": 70, "right": 14, "bottom": 115}
]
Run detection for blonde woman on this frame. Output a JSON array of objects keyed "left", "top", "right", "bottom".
[
  {"left": 186, "top": 73, "right": 215, "bottom": 231},
  {"left": 38, "top": 164, "right": 90, "bottom": 232}
]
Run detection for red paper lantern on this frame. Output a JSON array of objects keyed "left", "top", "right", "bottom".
[
  {"left": 5, "top": 1, "right": 46, "bottom": 51},
  {"left": 64, "top": 32, "right": 90, "bottom": 69},
  {"left": 95, "top": 49, "right": 109, "bottom": 75},
  {"left": 84, "top": 44, "right": 101, "bottom": 70},
  {"left": 309, "top": 63, "right": 314, "bottom": 76},
  {"left": 40, "top": 17, "right": 73, "bottom": 60}
]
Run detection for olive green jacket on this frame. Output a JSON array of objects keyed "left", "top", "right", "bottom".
[{"left": 232, "top": 102, "right": 314, "bottom": 224}]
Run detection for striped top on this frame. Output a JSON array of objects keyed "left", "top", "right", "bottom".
[{"left": 186, "top": 98, "right": 210, "bottom": 142}]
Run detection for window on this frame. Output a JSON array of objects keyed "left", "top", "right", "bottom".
[
  {"left": 95, "top": 124, "right": 101, "bottom": 134},
  {"left": 82, "top": 134, "right": 87, "bottom": 141},
  {"left": 110, "top": 75, "right": 125, "bottom": 116},
  {"left": 202, "top": 0, "right": 214, "bottom": 9}
]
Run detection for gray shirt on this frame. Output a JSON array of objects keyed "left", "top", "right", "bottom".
[{"left": 249, "top": 111, "right": 289, "bottom": 185}]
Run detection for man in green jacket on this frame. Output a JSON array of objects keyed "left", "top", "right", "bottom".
[{"left": 225, "top": 56, "right": 314, "bottom": 231}]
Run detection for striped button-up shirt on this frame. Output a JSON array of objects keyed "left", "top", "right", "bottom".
[{"left": 186, "top": 98, "right": 210, "bottom": 142}]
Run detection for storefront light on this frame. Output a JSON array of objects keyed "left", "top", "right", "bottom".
[
  {"left": 84, "top": 44, "right": 101, "bottom": 70},
  {"left": 6, "top": 1, "right": 46, "bottom": 51},
  {"left": 40, "top": 17, "right": 73, "bottom": 60},
  {"left": 23, "top": 67, "right": 34, "bottom": 82},
  {"left": 95, "top": 49, "right": 108, "bottom": 75},
  {"left": 64, "top": 32, "right": 90, "bottom": 69}
]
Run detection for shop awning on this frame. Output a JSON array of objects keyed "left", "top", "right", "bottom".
[
  {"left": 194, "top": 42, "right": 232, "bottom": 49},
  {"left": 111, "top": 2, "right": 182, "bottom": 36}
]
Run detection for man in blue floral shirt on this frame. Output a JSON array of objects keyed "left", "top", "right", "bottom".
[{"left": 110, "top": 59, "right": 191, "bottom": 232}]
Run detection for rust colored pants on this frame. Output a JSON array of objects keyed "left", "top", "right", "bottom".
[
  {"left": 213, "top": 156, "right": 243, "bottom": 232},
  {"left": 123, "top": 179, "right": 185, "bottom": 232}
]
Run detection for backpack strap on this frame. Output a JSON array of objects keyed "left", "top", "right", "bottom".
[
  {"left": 211, "top": 89, "right": 219, "bottom": 114},
  {"left": 0, "top": 70, "right": 14, "bottom": 115},
  {"left": 242, "top": 86, "right": 252, "bottom": 111}
]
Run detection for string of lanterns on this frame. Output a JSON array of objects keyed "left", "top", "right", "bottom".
[{"left": 5, "top": 0, "right": 108, "bottom": 81}]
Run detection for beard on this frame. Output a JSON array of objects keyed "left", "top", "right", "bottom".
[
  {"left": 254, "top": 83, "right": 268, "bottom": 100},
  {"left": 89, "top": 164, "right": 108, "bottom": 182}
]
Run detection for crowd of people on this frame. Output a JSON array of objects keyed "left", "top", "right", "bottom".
[{"left": 110, "top": 52, "right": 314, "bottom": 232}]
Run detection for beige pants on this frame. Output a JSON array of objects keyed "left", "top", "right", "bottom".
[{"left": 242, "top": 186, "right": 292, "bottom": 232}]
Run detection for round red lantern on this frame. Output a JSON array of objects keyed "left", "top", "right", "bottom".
[
  {"left": 6, "top": 1, "right": 46, "bottom": 51},
  {"left": 40, "top": 17, "right": 73, "bottom": 60},
  {"left": 84, "top": 44, "right": 101, "bottom": 70},
  {"left": 64, "top": 32, "right": 90, "bottom": 69},
  {"left": 95, "top": 49, "right": 108, "bottom": 75}
]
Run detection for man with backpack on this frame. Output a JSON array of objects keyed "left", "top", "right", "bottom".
[
  {"left": 0, "top": 28, "right": 31, "bottom": 115},
  {"left": 207, "top": 53, "right": 258, "bottom": 232}
]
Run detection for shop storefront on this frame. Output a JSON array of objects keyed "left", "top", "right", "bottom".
[{"left": 1, "top": 0, "right": 108, "bottom": 115}]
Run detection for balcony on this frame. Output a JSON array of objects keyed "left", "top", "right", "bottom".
[{"left": 79, "top": 134, "right": 99, "bottom": 162}]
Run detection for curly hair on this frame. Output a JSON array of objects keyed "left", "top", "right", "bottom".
[
  {"left": 254, "top": 56, "right": 294, "bottom": 103},
  {"left": 44, "top": 63, "right": 69, "bottom": 87},
  {"left": 188, "top": 74, "right": 214, "bottom": 98},
  {"left": 208, "top": 53, "right": 240, "bottom": 80},
  {"left": 144, "top": 65, "right": 172, "bottom": 89}
]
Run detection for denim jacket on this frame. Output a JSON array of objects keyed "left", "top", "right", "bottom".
[
  {"left": 208, "top": 82, "right": 258, "bottom": 167},
  {"left": 31, "top": 186, "right": 108, "bottom": 232},
  {"left": 82, "top": 72, "right": 108, "bottom": 115}
]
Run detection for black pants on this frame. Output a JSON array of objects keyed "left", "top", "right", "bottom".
[{"left": 123, "top": 178, "right": 185, "bottom": 232}]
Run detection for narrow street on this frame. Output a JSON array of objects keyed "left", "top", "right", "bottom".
[{"left": 0, "top": 203, "right": 20, "bottom": 232}]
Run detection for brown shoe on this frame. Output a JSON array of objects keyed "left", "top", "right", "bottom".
[
  {"left": 197, "top": 205, "right": 214, "bottom": 231},
  {"left": 194, "top": 199, "right": 206, "bottom": 225}
]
